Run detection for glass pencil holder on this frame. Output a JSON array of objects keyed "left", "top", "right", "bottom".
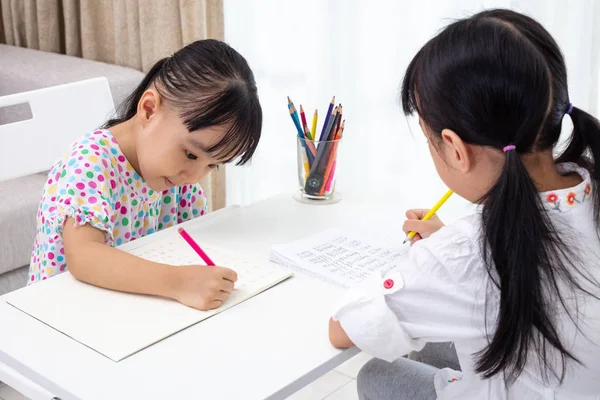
[{"left": 295, "top": 135, "right": 342, "bottom": 202}]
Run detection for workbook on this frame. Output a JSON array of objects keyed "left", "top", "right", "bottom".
[
  {"left": 269, "top": 229, "right": 407, "bottom": 288},
  {"left": 5, "top": 234, "right": 293, "bottom": 362}
]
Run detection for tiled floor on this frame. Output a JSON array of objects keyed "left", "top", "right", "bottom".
[
  {"left": 289, "top": 351, "right": 372, "bottom": 400},
  {"left": 0, "top": 352, "right": 372, "bottom": 400},
  {"left": 0, "top": 381, "right": 29, "bottom": 400}
]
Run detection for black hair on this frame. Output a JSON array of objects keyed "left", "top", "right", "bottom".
[
  {"left": 401, "top": 9, "right": 600, "bottom": 383},
  {"left": 103, "top": 39, "right": 262, "bottom": 165}
]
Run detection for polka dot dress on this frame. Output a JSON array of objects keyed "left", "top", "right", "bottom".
[{"left": 28, "top": 129, "right": 207, "bottom": 283}]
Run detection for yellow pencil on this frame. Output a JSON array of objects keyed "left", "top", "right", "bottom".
[
  {"left": 301, "top": 150, "right": 310, "bottom": 180},
  {"left": 311, "top": 110, "right": 318, "bottom": 142},
  {"left": 403, "top": 189, "right": 453, "bottom": 244}
]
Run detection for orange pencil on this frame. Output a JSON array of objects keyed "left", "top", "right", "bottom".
[{"left": 319, "top": 120, "right": 344, "bottom": 195}]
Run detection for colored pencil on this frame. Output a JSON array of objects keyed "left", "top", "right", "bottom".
[
  {"left": 301, "top": 150, "right": 310, "bottom": 178},
  {"left": 288, "top": 97, "right": 301, "bottom": 125},
  {"left": 289, "top": 107, "right": 316, "bottom": 166},
  {"left": 318, "top": 96, "right": 335, "bottom": 141},
  {"left": 319, "top": 120, "right": 344, "bottom": 195},
  {"left": 287, "top": 104, "right": 302, "bottom": 137},
  {"left": 311, "top": 110, "right": 318, "bottom": 142},
  {"left": 304, "top": 124, "right": 312, "bottom": 141},
  {"left": 300, "top": 105, "right": 308, "bottom": 137},
  {"left": 177, "top": 227, "right": 215, "bottom": 266},
  {"left": 326, "top": 109, "right": 342, "bottom": 141},
  {"left": 324, "top": 160, "right": 337, "bottom": 192},
  {"left": 335, "top": 105, "right": 342, "bottom": 133},
  {"left": 309, "top": 106, "right": 341, "bottom": 177},
  {"left": 322, "top": 106, "right": 338, "bottom": 142}
]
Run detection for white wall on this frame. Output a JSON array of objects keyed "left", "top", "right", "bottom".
[{"left": 223, "top": 0, "right": 600, "bottom": 213}]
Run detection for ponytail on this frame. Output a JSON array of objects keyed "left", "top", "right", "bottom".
[
  {"left": 102, "top": 57, "right": 169, "bottom": 128},
  {"left": 476, "top": 147, "right": 580, "bottom": 381},
  {"left": 476, "top": 106, "right": 600, "bottom": 382},
  {"left": 556, "top": 106, "right": 600, "bottom": 225}
]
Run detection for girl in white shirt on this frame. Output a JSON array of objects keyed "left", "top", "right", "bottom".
[{"left": 328, "top": 8, "right": 600, "bottom": 400}]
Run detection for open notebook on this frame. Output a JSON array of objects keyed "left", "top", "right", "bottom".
[
  {"left": 269, "top": 229, "right": 407, "bottom": 288},
  {"left": 5, "top": 234, "right": 292, "bottom": 362}
]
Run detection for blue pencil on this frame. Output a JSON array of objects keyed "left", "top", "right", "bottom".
[
  {"left": 288, "top": 102, "right": 316, "bottom": 164},
  {"left": 287, "top": 99, "right": 305, "bottom": 137},
  {"left": 318, "top": 96, "right": 335, "bottom": 142}
]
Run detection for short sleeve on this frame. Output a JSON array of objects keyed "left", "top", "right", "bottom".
[
  {"left": 30, "top": 132, "right": 119, "bottom": 282},
  {"left": 331, "top": 219, "right": 488, "bottom": 362},
  {"left": 176, "top": 183, "right": 207, "bottom": 224},
  {"left": 49, "top": 144, "right": 117, "bottom": 244}
]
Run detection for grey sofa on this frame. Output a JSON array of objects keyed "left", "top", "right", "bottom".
[{"left": 0, "top": 44, "right": 144, "bottom": 295}]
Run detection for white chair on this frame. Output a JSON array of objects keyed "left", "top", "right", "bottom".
[
  {"left": 0, "top": 78, "right": 115, "bottom": 294},
  {"left": 0, "top": 77, "right": 115, "bottom": 181}
]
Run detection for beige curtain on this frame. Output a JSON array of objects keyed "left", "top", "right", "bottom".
[{"left": 0, "top": 0, "right": 227, "bottom": 211}]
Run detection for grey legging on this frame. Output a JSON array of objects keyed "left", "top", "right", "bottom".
[{"left": 357, "top": 342, "right": 461, "bottom": 400}]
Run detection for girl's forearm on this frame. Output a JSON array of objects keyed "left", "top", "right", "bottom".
[
  {"left": 329, "top": 318, "right": 355, "bottom": 348},
  {"left": 66, "top": 240, "right": 179, "bottom": 299}
]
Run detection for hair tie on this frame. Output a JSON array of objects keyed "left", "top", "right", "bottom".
[
  {"left": 567, "top": 103, "right": 573, "bottom": 115},
  {"left": 503, "top": 145, "right": 516, "bottom": 153}
]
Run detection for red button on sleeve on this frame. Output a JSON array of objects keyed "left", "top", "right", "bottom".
[{"left": 383, "top": 279, "right": 394, "bottom": 289}]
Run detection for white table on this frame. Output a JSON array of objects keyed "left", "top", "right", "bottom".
[{"left": 0, "top": 191, "right": 429, "bottom": 400}]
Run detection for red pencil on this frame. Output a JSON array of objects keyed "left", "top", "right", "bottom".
[
  {"left": 300, "top": 105, "right": 308, "bottom": 133},
  {"left": 177, "top": 227, "right": 215, "bottom": 266}
]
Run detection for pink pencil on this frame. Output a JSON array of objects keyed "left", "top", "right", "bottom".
[
  {"left": 324, "top": 160, "right": 337, "bottom": 192},
  {"left": 177, "top": 227, "right": 215, "bottom": 266}
]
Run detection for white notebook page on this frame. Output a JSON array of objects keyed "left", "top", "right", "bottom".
[
  {"left": 270, "top": 229, "right": 407, "bottom": 288},
  {"left": 6, "top": 235, "right": 292, "bottom": 362}
]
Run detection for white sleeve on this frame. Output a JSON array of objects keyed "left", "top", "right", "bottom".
[{"left": 331, "top": 221, "right": 487, "bottom": 362}]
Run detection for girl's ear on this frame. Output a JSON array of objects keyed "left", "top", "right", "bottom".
[
  {"left": 136, "top": 89, "right": 162, "bottom": 127},
  {"left": 440, "top": 128, "right": 473, "bottom": 173}
]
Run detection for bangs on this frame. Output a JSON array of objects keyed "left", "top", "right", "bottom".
[
  {"left": 401, "top": 46, "right": 428, "bottom": 119},
  {"left": 176, "top": 81, "right": 262, "bottom": 166}
]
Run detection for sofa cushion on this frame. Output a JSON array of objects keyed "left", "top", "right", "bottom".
[
  {"left": 0, "top": 172, "right": 47, "bottom": 275},
  {"left": 0, "top": 265, "right": 28, "bottom": 296},
  {"left": 0, "top": 44, "right": 144, "bottom": 114}
]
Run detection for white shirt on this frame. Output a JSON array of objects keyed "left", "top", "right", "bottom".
[{"left": 332, "top": 163, "right": 600, "bottom": 399}]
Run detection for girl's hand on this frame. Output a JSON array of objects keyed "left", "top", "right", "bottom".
[
  {"left": 402, "top": 209, "right": 445, "bottom": 244},
  {"left": 171, "top": 265, "right": 238, "bottom": 311}
]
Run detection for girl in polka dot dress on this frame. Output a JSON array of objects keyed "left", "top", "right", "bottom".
[{"left": 29, "top": 39, "right": 262, "bottom": 311}]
